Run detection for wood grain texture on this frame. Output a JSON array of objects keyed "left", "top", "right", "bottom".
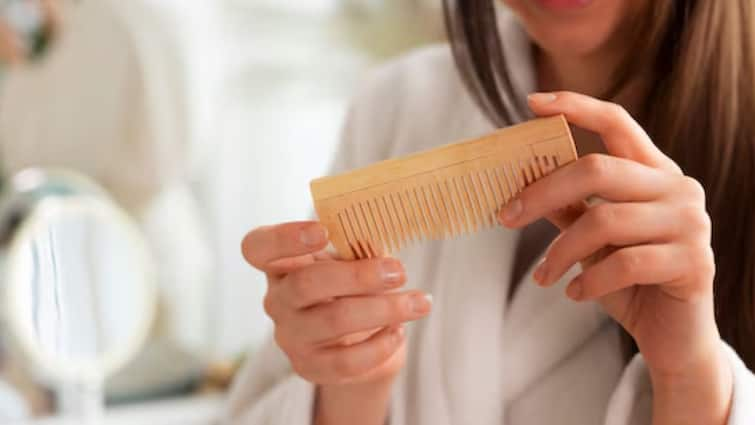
[{"left": 310, "top": 114, "right": 578, "bottom": 260}]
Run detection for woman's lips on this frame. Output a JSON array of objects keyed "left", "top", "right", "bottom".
[{"left": 534, "top": 0, "right": 593, "bottom": 11}]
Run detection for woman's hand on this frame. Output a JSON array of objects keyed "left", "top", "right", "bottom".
[
  {"left": 498, "top": 92, "right": 732, "bottom": 425},
  {"left": 241, "top": 221, "right": 432, "bottom": 425}
]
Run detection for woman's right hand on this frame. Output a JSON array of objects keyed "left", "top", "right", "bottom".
[{"left": 241, "top": 221, "right": 432, "bottom": 422}]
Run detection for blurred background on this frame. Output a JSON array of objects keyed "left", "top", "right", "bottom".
[{"left": 0, "top": 0, "right": 444, "bottom": 423}]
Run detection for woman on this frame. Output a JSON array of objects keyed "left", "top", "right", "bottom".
[
  {"left": 227, "top": 1, "right": 755, "bottom": 424},
  {"left": 0, "top": 0, "right": 60, "bottom": 65}
]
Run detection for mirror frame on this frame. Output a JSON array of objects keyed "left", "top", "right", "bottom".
[{"left": 2, "top": 193, "right": 157, "bottom": 384}]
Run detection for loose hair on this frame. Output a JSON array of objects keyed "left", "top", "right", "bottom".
[{"left": 443, "top": 0, "right": 755, "bottom": 369}]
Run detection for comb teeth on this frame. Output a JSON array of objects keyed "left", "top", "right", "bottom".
[
  {"left": 336, "top": 164, "right": 554, "bottom": 255},
  {"left": 311, "top": 115, "right": 578, "bottom": 260}
]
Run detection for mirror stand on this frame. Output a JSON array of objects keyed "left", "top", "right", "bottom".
[
  {"left": 0, "top": 169, "right": 157, "bottom": 423},
  {"left": 59, "top": 376, "right": 104, "bottom": 424}
]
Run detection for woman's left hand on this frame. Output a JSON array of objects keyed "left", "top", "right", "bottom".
[{"left": 498, "top": 92, "right": 732, "bottom": 424}]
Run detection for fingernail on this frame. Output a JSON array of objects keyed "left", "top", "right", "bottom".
[
  {"left": 500, "top": 199, "right": 523, "bottom": 224},
  {"left": 566, "top": 279, "right": 583, "bottom": 301},
  {"left": 380, "top": 259, "right": 405, "bottom": 287},
  {"left": 300, "top": 224, "right": 327, "bottom": 247},
  {"left": 528, "top": 92, "right": 557, "bottom": 104},
  {"left": 533, "top": 258, "right": 548, "bottom": 285},
  {"left": 410, "top": 293, "right": 433, "bottom": 315}
]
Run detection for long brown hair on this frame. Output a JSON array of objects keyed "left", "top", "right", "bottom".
[{"left": 444, "top": 0, "right": 755, "bottom": 370}]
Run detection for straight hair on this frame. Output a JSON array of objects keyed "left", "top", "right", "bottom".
[{"left": 443, "top": 0, "right": 755, "bottom": 369}]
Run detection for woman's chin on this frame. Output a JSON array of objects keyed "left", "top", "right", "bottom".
[
  {"left": 504, "top": 2, "right": 627, "bottom": 58},
  {"left": 526, "top": 25, "right": 607, "bottom": 58},
  {"left": 533, "top": 0, "right": 594, "bottom": 13},
  {"left": 503, "top": 0, "right": 635, "bottom": 56}
]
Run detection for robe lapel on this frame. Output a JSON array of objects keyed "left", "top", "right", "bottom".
[
  {"left": 395, "top": 228, "right": 519, "bottom": 425},
  {"left": 502, "top": 257, "right": 609, "bottom": 404}
]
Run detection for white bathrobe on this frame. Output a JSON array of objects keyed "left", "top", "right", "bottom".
[{"left": 223, "top": 12, "right": 755, "bottom": 425}]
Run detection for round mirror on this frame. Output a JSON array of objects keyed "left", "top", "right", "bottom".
[{"left": 0, "top": 169, "right": 156, "bottom": 422}]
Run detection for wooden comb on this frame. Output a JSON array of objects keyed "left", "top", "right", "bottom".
[{"left": 310, "top": 115, "right": 577, "bottom": 260}]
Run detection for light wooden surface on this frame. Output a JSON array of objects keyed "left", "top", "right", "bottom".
[{"left": 310, "top": 115, "right": 577, "bottom": 260}]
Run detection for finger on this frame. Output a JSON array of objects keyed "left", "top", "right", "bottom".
[
  {"left": 544, "top": 200, "right": 588, "bottom": 230},
  {"left": 527, "top": 91, "right": 681, "bottom": 173},
  {"left": 241, "top": 221, "right": 328, "bottom": 272},
  {"left": 499, "top": 154, "right": 675, "bottom": 228},
  {"left": 537, "top": 202, "right": 680, "bottom": 286},
  {"left": 306, "top": 325, "right": 405, "bottom": 384},
  {"left": 565, "top": 244, "right": 690, "bottom": 301},
  {"left": 277, "top": 257, "right": 407, "bottom": 309},
  {"left": 293, "top": 291, "right": 432, "bottom": 344},
  {"left": 265, "top": 250, "right": 335, "bottom": 276}
]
